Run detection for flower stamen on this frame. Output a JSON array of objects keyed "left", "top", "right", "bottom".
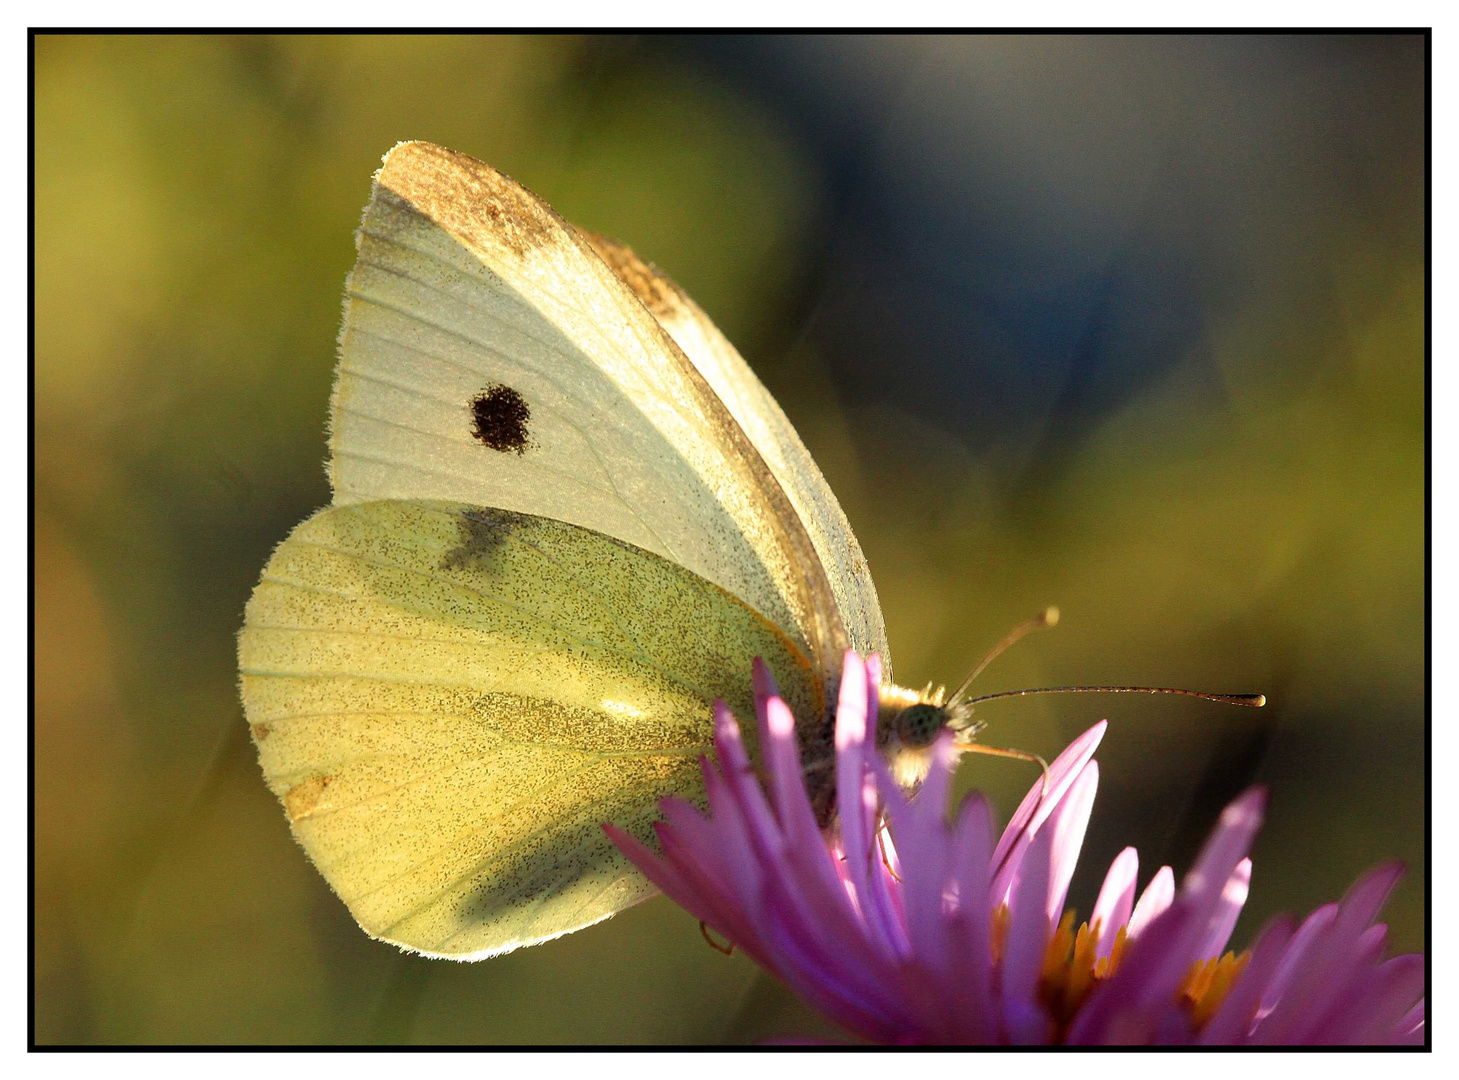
[
  {"left": 990, "top": 903, "right": 1010, "bottom": 965},
  {"left": 1039, "top": 912, "right": 1112, "bottom": 1026},
  {"left": 1179, "top": 950, "right": 1250, "bottom": 1028}
]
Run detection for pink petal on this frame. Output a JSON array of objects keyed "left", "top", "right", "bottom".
[
  {"left": 1394, "top": 1018, "right": 1427, "bottom": 1046},
  {"left": 1002, "top": 822, "right": 1053, "bottom": 1044},
  {"left": 863, "top": 739, "right": 915, "bottom": 953},
  {"left": 1356, "top": 921, "right": 1387, "bottom": 955},
  {"left": 990, "top": 745, "right": 1104, "bottom": 908},
  {"left": 1090, "top": 847, "right": 1139, "bottom": 960},
  {"left": 607, "top": 818, "right": 767, "bottom": 969},
  {"left": 1254, "top": 861, "right": 1404, "bottom": 1045},
  {"left": 990, "top": 829, "right": 1030, "bottom": 910},
  {"left": 1197, "top": 915, "right": 1295, "bottom": 1044},
  {"left": 883, "top": 735, "right": 982, "bottom": 1042},
  {"left": 1127, "top": 866, "right": 1175, "bottom": 939},
  {"left": 833, "top": 653, "right": 907, "bottom": 962},
  {"left": 1149, "top": 787, "right": 1264, "bottom": 985},
  {"left": 832, "top": 651, "right": 873, "bottom": 913},
  {"left": 863, "top": 785, "right": 910, "bottom": 961},
  {"left": 761, "top": 692, "right": 812, "bottom": 829},
  {"left": 893, "top": 735, "right": 959, "bottom": 976},
  {"left": 1322, "top": 953, "right": 1425, "bottom": 1045},
  {"left": 1249, "top": 900, "right": 1335, "bottom": 1036},
  {"left": 1180, "top": 788, "right": 1265, "bottom": 910},
  {"left": 992, "top": 721, "right": 1106, "bottom": 874},
  {"left": 711, "top": 700, "right": 786, "bottom": 863},
  {"left": 859, "top": 653, "right": 887, "bottom": 858},
  {"left": 759, "top": 693, "right": 864, "bottom": 937},
  {"left": 708, "top": 708, "right": 801, "bottom": 945},
  {"left": 1396, "top": 1000, "right": 1425, "bottom": 1044},
  {"left": 720, "top": 683, "right": 905, "bottom": 1017},
  {"left": 650, "top": 815, "right": 769, "bottom": 954},
  {"left": 1194, "top": 857, "right": 1251, "bottom": 961},
  {"left": 601, "top": 821, "right": 685, "bottom": 904},
  {"left": 697, "top": 759, "right": 764, "bottom": 914},
  {"left": 752, "top": 857, "right": 910, "bottom": 1032},
  {"left": 756, "top": 682, "right": 912, "bottom": 1000},
  {"left": 863, "top": 653, "right": 884, "bottom": 735},
  {"left": 756, "top": 915, "right": 909, "bottom": 1043},
  {"left": 1045, "top": 760, "right": 1098, "bottom": 927},
  {"left": 751, "top": 656, "right": 780, "bottom": 719},
  {"left": 1333, "top": 861, "right": 1405, "bottom": 937},
  {"left": 944, "top": 793, "right": 996, "bottom": 1043}
]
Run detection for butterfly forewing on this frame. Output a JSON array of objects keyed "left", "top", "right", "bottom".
[{"left": 330, "top": 141, "right": 849, "bottom": 689}]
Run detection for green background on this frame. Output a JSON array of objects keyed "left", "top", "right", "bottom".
[{"left": 34, "top": 35, "right": 1424, "bottom": 1044}]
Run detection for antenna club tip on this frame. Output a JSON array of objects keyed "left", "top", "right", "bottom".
[
  {"left": 1042, "top": 606, "right": 1060, "bottom": 627},
  {"left": 1251, "top": 694, "right": 1266, "bottom": 708}
]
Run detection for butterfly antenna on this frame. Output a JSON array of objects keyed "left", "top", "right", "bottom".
[
  {"left": 961, "top": 686, "right": 1266, "bottom": 708},
  {"left": 946, "top": 606, "right": 1061, "bottom": 709}
]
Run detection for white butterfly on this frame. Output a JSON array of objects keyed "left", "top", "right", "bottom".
[{"left": 237, "top": 141, "right": 958, "bottom": 961}]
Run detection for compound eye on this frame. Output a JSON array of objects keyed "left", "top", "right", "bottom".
[{"left": 896, "top": 703, "right": 945, "bottom": 749}]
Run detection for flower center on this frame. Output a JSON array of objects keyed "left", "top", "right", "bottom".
[
  {"left": 991, "top": 906, "right": 1252, "bottom": 1037},
  {"left": 1178, "top": 950, "right": 1251, "bottom": 1028},
  {"left": 1037, "top": 910, "right": 1129, "bottom": 1027}
]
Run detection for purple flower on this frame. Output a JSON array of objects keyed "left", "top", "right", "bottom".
[{"left": 605, "top": 652, "right": 1425, "bottom": 1045}]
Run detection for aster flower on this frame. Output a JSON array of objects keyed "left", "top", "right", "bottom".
[{"left": 604, "top": 651, "right": 1425, "bottom": 1045}]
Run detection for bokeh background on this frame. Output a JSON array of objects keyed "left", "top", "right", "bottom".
[{"left": 34, "top": 34, "right": 1425, "bottom": 1044}]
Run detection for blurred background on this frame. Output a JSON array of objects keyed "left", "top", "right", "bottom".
[{"left": 34, "top": 34, "right": 1425, "bottom": 1044}]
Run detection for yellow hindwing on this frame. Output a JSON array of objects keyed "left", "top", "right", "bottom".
[{"left": 238, "top": 499, "right": 820, "bottom": 959}]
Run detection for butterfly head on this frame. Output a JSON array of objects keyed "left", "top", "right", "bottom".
[{"left": 876, "top": 683, "right": 982, "bottom": 790}]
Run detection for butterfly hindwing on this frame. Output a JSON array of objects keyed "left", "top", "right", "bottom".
[{"left": 239, "top": 499, "right": 822, "bottom": 958}]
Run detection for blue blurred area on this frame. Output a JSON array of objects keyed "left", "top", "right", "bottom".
[{"left": 692, "top": 35, "right": 1423, "bottom": 469}]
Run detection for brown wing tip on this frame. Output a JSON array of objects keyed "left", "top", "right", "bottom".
[
  {"left": 581, "top": 232, "right": 681, "bottom": 319},
  {"left": 378, "top": 140, "right": 480, "bottom": 184},
  {"left": 376, "top": 139, "right": 432, "bottom": 180},
  {"left": 369, "top": 142, "right": 559, "bottom": 262}
]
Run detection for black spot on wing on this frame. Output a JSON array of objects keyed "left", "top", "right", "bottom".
[{"left": 469, "top": 384, "right": 532, "bottom": 454}]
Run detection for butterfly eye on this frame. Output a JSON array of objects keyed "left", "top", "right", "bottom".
[
  {"left": 895, "top": 703, "right": 945, "bottom": 749},
  {"left": 469, "top": 384, "right": 532, "bottom": 454}
]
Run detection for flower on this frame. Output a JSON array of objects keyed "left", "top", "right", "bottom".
[{"left": 604, "top": 651, "right": 1425, "bottom": 1045}]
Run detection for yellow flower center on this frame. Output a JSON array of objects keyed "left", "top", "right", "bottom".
[
  {"left": 1177, "top": 950, "right": 1251, "bottom": 1028},
  {"left": 1037, "top": 910, "right": 1129, "bottom": 1027},
  {"left": 988, "top": 905, "right": 1252, "bottom": 1038}
]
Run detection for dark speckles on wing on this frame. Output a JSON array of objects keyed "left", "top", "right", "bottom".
[{"left": 469, "top": 384, "right": 532, "bottom": 454}]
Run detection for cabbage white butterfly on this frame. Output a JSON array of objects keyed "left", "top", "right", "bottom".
[
  {"left": 237, "top": 142, "right": 1257, "bottom": 962},
  {"left": 238, "top": 141, "right": 900, "bottom": 960}
]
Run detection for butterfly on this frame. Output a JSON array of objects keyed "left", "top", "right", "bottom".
[{"left": 239, "top": 142, "right": 1264, "bottom": 962}]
